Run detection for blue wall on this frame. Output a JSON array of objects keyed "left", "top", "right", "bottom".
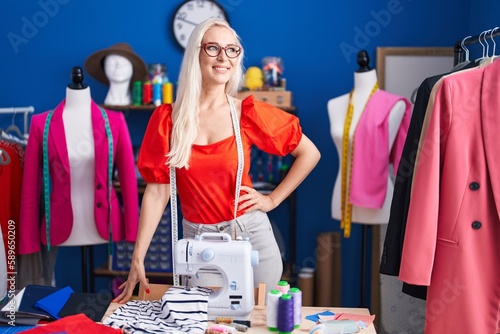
[{"left": 2, "top": 0, "right": 492, "bottom": 307}]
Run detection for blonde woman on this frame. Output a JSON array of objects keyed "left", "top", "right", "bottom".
[{"left": 114, "top": 18, "right": 320, "bottom": 303}]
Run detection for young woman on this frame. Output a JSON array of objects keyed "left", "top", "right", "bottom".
[{"left": 114, "top": 18, "right": 320, "bottom": 303}]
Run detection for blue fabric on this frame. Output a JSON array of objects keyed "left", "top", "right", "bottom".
[
  {"left": 34, "top": 286, "right": 74, "bottom": 320},
  {"left": 0, "top": 326, "right": 36, "bottom": 333}
]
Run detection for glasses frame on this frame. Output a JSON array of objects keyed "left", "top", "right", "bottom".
[{"left": 201, "top": 42, "right": 242, "bottom": 59}]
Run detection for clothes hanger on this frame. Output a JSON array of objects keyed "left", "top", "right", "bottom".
[
  {"left": 451, "top": 35, "right": 472, "bottom": 71},
  {"left": 476, "top": 30, "right": 491, "bottom": 64},
  {"left": 490, "top": 27, "right": 499, "bottom": 61},
  {"left": 4, "top": 110, "right": 25, "bottom": 140}
]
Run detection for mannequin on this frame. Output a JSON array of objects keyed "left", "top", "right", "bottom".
[
  {"left": 61, "top": 66, "right": 106, "bottom": 246},
  {"left": 103, "top": 54, "right": 133, "bottom": 106},
  {"left": 328, "top": 55, "right": 407, "bottom": 225},
  {"left": 84, "top": 43, "right": 148, "bottom": 107}
]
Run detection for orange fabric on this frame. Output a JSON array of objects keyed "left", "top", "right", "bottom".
[{"left": 138, "top": 95, "right": 302, "bottom": 224}]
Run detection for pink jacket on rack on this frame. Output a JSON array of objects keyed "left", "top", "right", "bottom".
[{"left": 19, "top": 100, "right": 138, "bottom": 255}]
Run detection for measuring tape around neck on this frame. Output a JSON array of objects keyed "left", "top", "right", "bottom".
[{"left": 170, "top": 95, "right": 244, "bottom": 286}]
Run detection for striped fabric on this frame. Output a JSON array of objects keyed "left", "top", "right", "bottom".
[{"left": 103, "top": 286, "right": 211, "bottom": 334}]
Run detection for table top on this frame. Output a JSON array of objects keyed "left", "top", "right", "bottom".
[{"left": 103, "top": 303, "right": 377, "bottom": 333}]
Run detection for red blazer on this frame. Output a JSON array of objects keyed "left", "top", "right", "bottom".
[{"left": 19, "top": 100, "right": 138, "bottom": 254}]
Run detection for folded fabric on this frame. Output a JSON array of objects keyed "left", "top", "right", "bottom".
[
  {"left": 58, "top": 291, "right": 112, "bottom": 322},
  {"left": 103, "top": 286, "right": 211, "bottom": 334},
  {"left": 17, "top": 313, "right": 122, "bottom": 333},
  {"left": 18, "top": 285, "right": 61, "bottom": 319},
  {"left": 34, "top": 286, "right": 74, "bottom": 320}
]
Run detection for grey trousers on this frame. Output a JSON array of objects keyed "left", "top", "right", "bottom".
[{"left": 182, "top": 210, "right": 283, "bottom": 295}]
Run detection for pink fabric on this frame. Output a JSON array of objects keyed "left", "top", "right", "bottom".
[
  {"left": 19, "top": 100, "right": 139, "bottom": 254},
  {"left": 350, "top": 90, "right": 411, "bottom": 208}
]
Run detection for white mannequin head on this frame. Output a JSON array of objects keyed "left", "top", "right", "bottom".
[
  {"left": 104, "top": 54, "right": 133, "bottom": 84},
  {"left": 103, "top": 54, "right": 133, "bottom": 105}
]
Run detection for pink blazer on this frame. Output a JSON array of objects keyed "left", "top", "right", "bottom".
[
  {"left": 400, "top": 61, "right": 500, "bottom": 332},
  {"left": 19, "top": 100, "right": 138, "bottom": 254}
]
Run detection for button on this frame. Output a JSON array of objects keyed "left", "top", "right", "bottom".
[
  {"left": 471, "top": 221, "right": 481, "bottom": 230},
  {"left": 96, "top": 202, "right": 102, "bottom": 208},
  {"left": 218, "top": 226, "right": 225, "bottom": 232},
  {"left": 97, "top": 184, "right": 102, "bottom": 190},
  {"left": 469, "top": 182, "right": 480, "bottom": 191}
]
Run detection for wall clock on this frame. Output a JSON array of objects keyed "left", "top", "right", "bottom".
[{"left": 172, "top": 0, "right": 229, "bottom": 49}]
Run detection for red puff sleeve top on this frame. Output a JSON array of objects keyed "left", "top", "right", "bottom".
[{"left": 138, "top": 96, "right": 302, "bottom": 224}]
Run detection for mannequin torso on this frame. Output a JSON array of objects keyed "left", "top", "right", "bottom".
[
  {"left": 103, "top": 54, "right": 133, "bottom": 106},
  {"left": 61, "top": 86, "right": 106, "bottom": 245},
  {"left": 328, "top": 69, "right": 406, "bottom": 224}
]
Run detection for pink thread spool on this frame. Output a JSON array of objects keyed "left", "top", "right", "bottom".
[{"left": 276, "top": 280, "right": 290, "bottom": 294}]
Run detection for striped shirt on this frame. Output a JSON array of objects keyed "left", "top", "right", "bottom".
[{"left": 103, "top": 286, "right": 211, "bottom": 333}]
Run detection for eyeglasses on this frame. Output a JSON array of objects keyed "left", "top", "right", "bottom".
[{"left": 201, "top": 43, "right": 242, "bottom": 59}]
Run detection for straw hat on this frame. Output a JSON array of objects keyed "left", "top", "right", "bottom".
[{"left": 84, "top": 43, "right": 147, "bottom": 88}]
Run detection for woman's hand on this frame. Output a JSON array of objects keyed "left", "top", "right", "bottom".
[
  {"left": 112, "top": 259, "right": 150, "bottom": 304},
  {"left": 238, "top": 185, "right": 276, "bottom": 213}
]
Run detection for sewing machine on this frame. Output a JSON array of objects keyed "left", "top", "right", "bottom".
[{"left": 174, "top": 232, "right": 259, "bottom": 320}]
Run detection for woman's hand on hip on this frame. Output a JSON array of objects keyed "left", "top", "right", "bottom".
[{"left": 238, "top": 185, "right": 276, "bottom": 213}]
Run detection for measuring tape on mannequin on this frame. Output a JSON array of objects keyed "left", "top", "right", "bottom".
[
  {"left": 170, "top": 95, "right": 244, "bottom": 286},
  {"left": 43, "top": 107, "right": 113, "bottom": 252}
]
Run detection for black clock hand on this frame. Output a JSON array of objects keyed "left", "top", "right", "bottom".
[{"left": 176, "top": 17, "right": 199, "bottom": 26}]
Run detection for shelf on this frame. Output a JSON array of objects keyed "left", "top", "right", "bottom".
[
  {"left": 114, "top": 182, "right": 146, "bottom": 194},
  {"left": 102, "top": 104, "right": 156, "bottom": 112},
  {"left": 94, "top": 262, "right": 173, "bottom": 279},
  {"left": 101, "top": 104, "right": 296, "bottom": 114}
]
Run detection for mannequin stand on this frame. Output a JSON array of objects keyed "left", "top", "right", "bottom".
[
  {"left": 81, "top": 245, "right": 95, "bottom": 293},
  {"left": 360, "top": 225, "right": 371, "bottom": 308}
]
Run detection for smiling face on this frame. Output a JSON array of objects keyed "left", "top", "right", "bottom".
[{"left": 199, "top": 26, "right": 240, "bottom": 89}]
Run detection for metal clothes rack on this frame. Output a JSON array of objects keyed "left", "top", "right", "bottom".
[
  {"left": 454, "top": 27, "right": 500, "bottom": 66},
  {"left": 0, "top": 106, "right": 35, "bottom": 136}
]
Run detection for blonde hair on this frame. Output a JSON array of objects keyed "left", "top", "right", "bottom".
[{"left": 168, "top": 18, "right": 245, "bottom": 169}]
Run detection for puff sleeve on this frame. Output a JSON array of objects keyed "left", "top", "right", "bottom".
[
  {"left": 137, "top": 104, "right": 172, "bottom": 183},
  {"left": 241, "top": 96, "right": 302, "bottom": 156}
]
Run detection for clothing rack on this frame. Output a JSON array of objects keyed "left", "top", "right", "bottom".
[
  {"left": 0, "top": 106, "right": 35, "bottom": 136},
  {"left": 454, "top": 27, "right": 500, "bottom": 65}
]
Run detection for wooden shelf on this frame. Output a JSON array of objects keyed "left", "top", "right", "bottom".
[
  {"left": 102, "top": 104, "right": 156, "bottom": 111},
  {"left": 101, "top": 104, "right": 295, "bottom": 114},
  {"left": 94, "top": 262, "right": 173, "bottom": 279}
]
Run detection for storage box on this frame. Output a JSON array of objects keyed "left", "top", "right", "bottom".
[
  {"left": 237, "top": 90, "right": 292, "bottom": 108},
  {"left": 112, "top": 206, "right": 172, "bottom": 273}
]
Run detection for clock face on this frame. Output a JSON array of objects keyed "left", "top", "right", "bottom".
[{"left": 172, "top": 0, "right": 228, "bottom": 49}]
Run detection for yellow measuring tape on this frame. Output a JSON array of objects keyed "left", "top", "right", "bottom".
[{"left": 340, "top": 82, "right": 379, "bottom": 237}]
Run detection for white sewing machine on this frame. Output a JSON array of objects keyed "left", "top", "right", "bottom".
[{"left": 174, "top": 232, "right": 259, "bottom": 320}]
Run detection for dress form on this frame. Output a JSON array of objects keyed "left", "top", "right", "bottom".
[
  {"left": 61, "top": 66, "right": 106, "bottom": 246},
  {"left": 328, "top": 59, "right": 406, "bottom": 225}
]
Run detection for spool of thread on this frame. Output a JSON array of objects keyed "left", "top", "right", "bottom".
[
  {"left": 142, "top": 82, "right": 152, "bottom": 105},
  {"left": 266, "top": 289, "right": 282, "bottom": 331},
  {"left": 162, "top": 82, "right": 173, "bottom": 104},
  {"left": 153, "top": 83, "right": 162, "bottom": 106},
  {"left": 289, "top": 287, "right": 302, "bottom": 329},
  {"left": 277, "top": 294, "right": 294, "bottom": 334},
  {"left": 132, "top": 81, "right": 142, "bottom": 106},
  {"left": 205, "top": 326, "right": 228, "bottom": 334},
  {"left": 226, "top": 322, "right": 248, "bottom": 332},
  {"left": 276, "top": 280, "right": 290, "bottom": 294},
  {"left": 214, "top": 317, "right": 233, "bottom": 324}
]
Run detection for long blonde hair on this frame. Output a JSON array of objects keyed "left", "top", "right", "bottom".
[{"left": 168, "top": 18, "right": 245, "bottom": 169}]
